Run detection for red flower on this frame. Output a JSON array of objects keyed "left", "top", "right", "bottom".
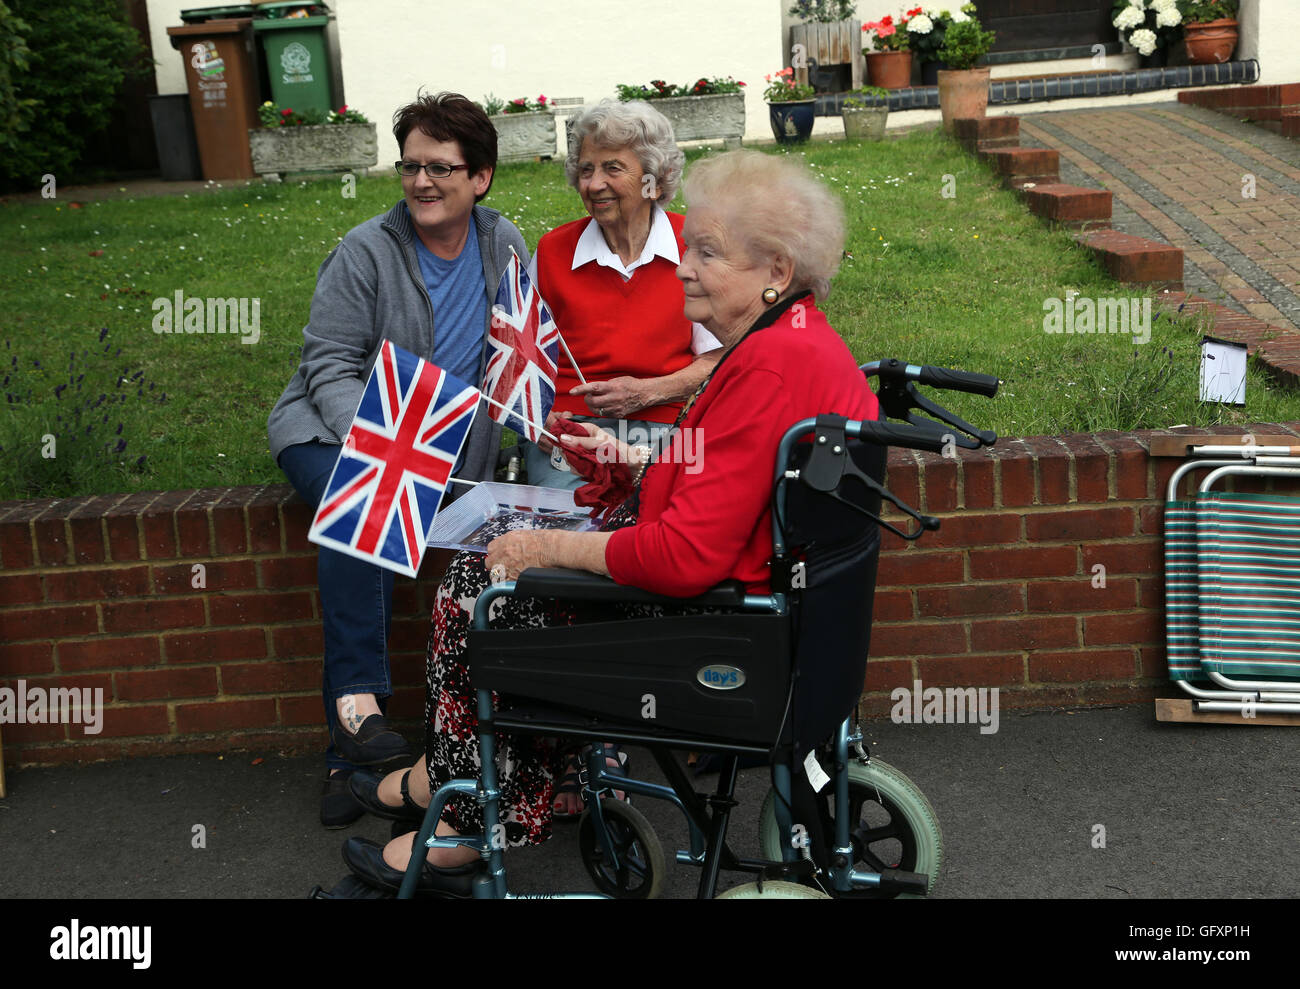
[{"left": 907, "top": 6, "right": 923, "bottom": 17}]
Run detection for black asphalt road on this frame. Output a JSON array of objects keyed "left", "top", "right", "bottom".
[{"left": 2, "top": 704, "right": 1296, "bottom": 900}]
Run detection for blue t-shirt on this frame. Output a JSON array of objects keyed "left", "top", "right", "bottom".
[{"left": 413, "top": 227, "right": 488, "bottom": 389}]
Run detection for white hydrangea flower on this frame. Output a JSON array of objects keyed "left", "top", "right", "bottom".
[
  {"left": 1151, "top": 0, "right": 1176, "bottom": 10},
  {"left": 909, "top": 14, "right": 934, "bottom": 33},
  {"left": 1155, "top": 7, "right": 1181, "bottom": 27},
  {"left": 1130, "top": 28, "right": 1158, "bottom": 55},
  {"left": 1113, "top": 5, "right": 1145, "bottom": 30},
  {"left": 951, "top": 10, "right": 969, "bottom": 23}
]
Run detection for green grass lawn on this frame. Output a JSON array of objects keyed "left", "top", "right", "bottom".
[{"left": 2, "top": 129, "right": 1296, "bottom": 500}]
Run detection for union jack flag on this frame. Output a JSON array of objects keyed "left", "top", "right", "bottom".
[
  {"left": 308, "top": 340, "right": 480, "bottom": 577},
  {"left": 484, "top": 252, "right": 560, "bottom": 442}
]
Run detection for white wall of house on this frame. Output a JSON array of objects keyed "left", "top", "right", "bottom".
[
  {"left": 146, "top": 0, "right": 785, "bottom": 162},
  {"left": 145, "top": 0, "right": 1299, "bottom": 151}
]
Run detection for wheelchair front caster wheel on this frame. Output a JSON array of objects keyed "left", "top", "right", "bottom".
[
  {"left": 758, "top": 757, "right": 942, "bottom": 898},
  {"left": 715, "top": 881, "right": 830, "bottom": 899},
  {"left": 577, "top": 799, "right": 666, "bottom": 899}
]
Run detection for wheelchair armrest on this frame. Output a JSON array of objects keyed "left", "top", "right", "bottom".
[{"left": 512, "top": 567, "right": 748, "bottom": 608}]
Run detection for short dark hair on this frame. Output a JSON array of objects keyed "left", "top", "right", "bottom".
[{"left": 392, "top": 92, "right": 497, "bottom": 201}]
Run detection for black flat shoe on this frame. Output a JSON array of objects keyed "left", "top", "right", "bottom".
[
  {"left": 348, "top": 769, "right": 426, "bottom": 824},
  {"left": 330, "top": 714, "right": 413, "bottom": 766},
  {"left": 341, "top": 837, "right": 478, "bottom": 898},
  {"left": 320, "top": 770, "right": 365, "bottom": 829}
]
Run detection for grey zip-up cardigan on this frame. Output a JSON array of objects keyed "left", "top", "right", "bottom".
[{"left": 267, "top": 200, "right": 529, "bottom": 490}]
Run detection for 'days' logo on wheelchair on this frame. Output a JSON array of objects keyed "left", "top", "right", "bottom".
[{"left": 696, "top": 665, "right": 746, "bottom": 690}]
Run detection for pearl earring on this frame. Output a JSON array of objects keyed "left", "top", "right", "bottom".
[{"left": 762, "top": 288, "right": 779, "bottom": 304}]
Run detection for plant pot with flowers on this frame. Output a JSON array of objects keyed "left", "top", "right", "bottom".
[
  {"left": 763, "top": 69, "right": 817, "bottom": 144},
  {"left": 1112, "top": 0, "right": 1183, "bottom": 68},
  {"left": 862, "top": 11, "right": 914, "bottom": 90},
  {"left": 484, "top": 94, "right": 557, "bottom": 163},
  {"left": 249, "top": 103, "right": 377, "bottom": 182},
  {"left": 1177, "top": 0, "right": 1239, "bottom": 64},
  {"left": 615, "top": 77, "right": 747, "bottom": 147},
  {"left": 935, "top": 13, "right": 997, "bottom": 132},
  {"left": 841, "top": 85, "right": 891, "bottom": 140},
  {"left": 908, "top": 4, "right": 978, "bottom": 85}
]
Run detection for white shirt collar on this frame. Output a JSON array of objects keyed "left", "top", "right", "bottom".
[{"left": 571, "top": 204, "right": 679, "bottom": 280}]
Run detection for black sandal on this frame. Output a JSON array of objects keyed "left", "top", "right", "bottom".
[
  {"left": 583, "top": 743, "right": 631, "bottom": 804},
  {"left": 552, "top": 749, "right": 585, "bottom": 823}
]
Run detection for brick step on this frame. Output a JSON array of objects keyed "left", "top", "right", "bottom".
[
  {"left": 1020, "top": 182, "right": 1113, "bottom": 228},
  {"left": 1075, "top": 229, "right": 1183, "bottom": 288},
  {"left": 1283, "top": 111, "right": 1299, "bottom": 139},
  {"left": 979, "top": 146, "right": 1059, "bottom": 186},
  {"left": 953, "top": 115, "right": 1020, "bottom": 152},
  {"left": 1177, "top": 83, "right": 1300, "bottom": 111}
]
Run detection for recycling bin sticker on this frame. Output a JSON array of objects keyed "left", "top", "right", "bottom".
[
  {"left": 280, "top": 42, "right": 314, "bottom": 84},
  {"left": 191, "top": 41, "right": 228, "bottom": 108},
  {"left": 191, "top": 41, "right": 227, "bottom": 78}
]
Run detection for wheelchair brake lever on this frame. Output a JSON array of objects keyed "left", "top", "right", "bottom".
[
  {"left": 875, "top": 377, "right": 996, "bottom": 449},
  {"left": 903, "top": 386, "right": 997, "bottom": 448},
  {"left": 829, "top": 474, "right": 941, "bottom": 542}
]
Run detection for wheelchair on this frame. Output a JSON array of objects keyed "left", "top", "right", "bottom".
[{"left": 392, "top": 359, "right": 999, "bottom": 899}]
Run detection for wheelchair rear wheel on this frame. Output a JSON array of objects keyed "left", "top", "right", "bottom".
[
  {"left": 577, "top": 800, "right": 666, "bottom": 899},
  {"left": 758, "top": 757, "right": 942, "bottom": 898}
]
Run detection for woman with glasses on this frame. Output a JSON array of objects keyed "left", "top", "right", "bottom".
[{"left": 268, "top": 92, "right": 528, "bottom": 828}]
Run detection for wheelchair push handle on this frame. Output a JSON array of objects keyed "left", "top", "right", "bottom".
[{"left": 863, "top": 358, "right": 1000, "bottom": 398}]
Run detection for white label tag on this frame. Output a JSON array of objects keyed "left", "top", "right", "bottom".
[
  {"left": 803, "top": 749, "right": 830, "bottom": 793},
  {"left": 549, "top": 447, "right": 573, "bottom": 473}
]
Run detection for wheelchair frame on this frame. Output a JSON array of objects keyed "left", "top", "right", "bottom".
[{"left": 397, "top": 361, "right": 999, "bottom": 900}]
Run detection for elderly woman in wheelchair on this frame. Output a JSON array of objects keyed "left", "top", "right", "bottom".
[{"left": 331, "top": 149, "right": 997, "bottom": 899}]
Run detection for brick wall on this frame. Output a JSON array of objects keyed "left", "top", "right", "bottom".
[{"left": 3, "top": 423, "right": 1298, "bottom": 767}]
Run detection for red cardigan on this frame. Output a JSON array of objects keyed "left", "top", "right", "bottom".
[
  {"left": 604, "top": 298, "right": 879, "bottom": 596},
  {"left": 535, "top": 214, "right": 696, "bottom": 425}
]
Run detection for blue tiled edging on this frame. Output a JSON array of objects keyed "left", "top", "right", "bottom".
[{"left": 813, "top": 59, "right": 1259, "bottom": 115}]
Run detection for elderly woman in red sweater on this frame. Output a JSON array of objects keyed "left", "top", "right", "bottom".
[
  {"left": 524, "top": 99, "right": 723, "bottom": 490},
  {"left": 338, "top": 150, "right": 879, "bottom": 896}
]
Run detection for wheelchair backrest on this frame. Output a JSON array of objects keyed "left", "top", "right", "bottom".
[{"left": 781, "top": 426, "right": 886, "bottom": 762}]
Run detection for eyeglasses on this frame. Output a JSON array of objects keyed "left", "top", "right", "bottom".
[{"left": 395, "top": 161, "right": 471, "bottom": 179}]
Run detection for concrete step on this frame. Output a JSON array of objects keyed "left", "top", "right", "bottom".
[
  {"left": 1020, "top": 182, "right": 1113, "bottom": 228},
  {"left": 1075, "top": 229, "right": 1183, "bottom": 288}
]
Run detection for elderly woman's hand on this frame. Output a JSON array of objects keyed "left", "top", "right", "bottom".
[
  {"left": 485, "top": 529, "right": 552, "bottom": 582},
  {"left": 571, "top": 377, "right": 658, "bottom": 420},
  {"left": 535, "top": 409, "right": 574, "bottom": 454}
]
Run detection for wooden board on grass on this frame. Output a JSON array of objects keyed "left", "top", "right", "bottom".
[{"left": 1156, "top": 697, "right": 1300, "bottom": 726}]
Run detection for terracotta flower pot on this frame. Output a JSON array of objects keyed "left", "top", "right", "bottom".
[
  {"left": 936, "top": 67, "right": 990, "bottom": 133},
  {"left": 866, "top": 51, "right": 913, "bottom": 90},
  {"left": 1184, "top": 19, "right": 1238, "bottom": 65}
]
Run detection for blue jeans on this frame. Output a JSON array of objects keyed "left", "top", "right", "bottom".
[
  {"left": 279, "top": 441, "right": 394, "bottom": 771},
  {"left": 523, "top": 417, "right": 672, "bottom": 490}
]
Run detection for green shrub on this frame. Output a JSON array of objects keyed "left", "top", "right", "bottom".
[{"left": 0, "top": 0, "right": 152, "bottom": 192}]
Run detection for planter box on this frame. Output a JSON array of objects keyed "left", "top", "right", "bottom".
[
  {"left": 842, "top": 105, "right": 888, "bottom": 141},
  {"left": 649, "top": 92, "right": 745, "bottom": 147},
  {"left": 248, "top": 121, "right": 377, "bottom": 181},
  {"left": 492, "top": 111, "right": 557, "bottom": 163},
  {"left": 790, "top": 19, "right": 864, "bottom": 91}
]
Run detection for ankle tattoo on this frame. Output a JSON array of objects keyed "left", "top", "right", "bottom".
[{"left": 339, "top": 695, "right": 364, "bottom": 734}]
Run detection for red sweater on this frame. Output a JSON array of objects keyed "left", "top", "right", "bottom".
[
  {"left": 605, "top": 298, "right": 879, "bottom": 596},
  {"left": 535, "top": 214, "right": 696, "bottom": 425}
]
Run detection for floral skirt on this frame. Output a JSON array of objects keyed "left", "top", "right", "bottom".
[{"left": 424, "top": 506, "right": 638, "bottom": 848}]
